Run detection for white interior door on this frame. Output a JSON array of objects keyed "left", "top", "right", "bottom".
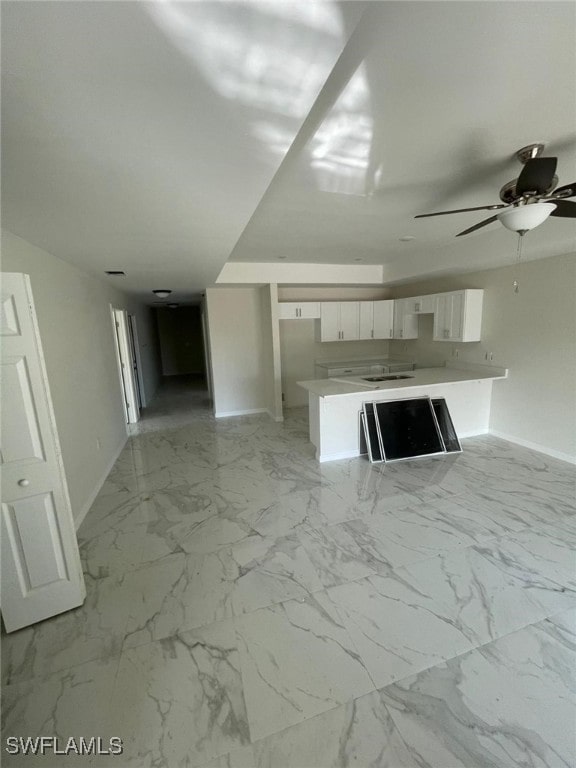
[
  {"left": 112, "top": 308, "right": 139, "bottom": 424},
  {"left": 1, "top": 273, "right": 85, "bottom": 632},
  {"left": 128, "top": 314, "right": 144, "bottom": 408}
]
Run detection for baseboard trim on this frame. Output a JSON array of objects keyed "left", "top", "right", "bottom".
[
  {"left": 266, "top": 409, "right": 284, "bottom": 423},
  {"left": 74, "top": 436, "right": 128, "bottom": 530},
  {"left": 215, "top": 408, "right": 268, "bottom": 419},
  {"left": 318, "top": 449, "right": 360, "bottom": 463},
  {"left": 489, "top": 430, "right": 576, "bottom": 465}
]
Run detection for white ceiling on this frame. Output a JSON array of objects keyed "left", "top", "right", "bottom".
[{"left": 2, "top": 1, "right": 575, "bottom": 301}]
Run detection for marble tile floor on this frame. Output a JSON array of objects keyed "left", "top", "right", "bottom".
[{"left": 2, "top": 397, "right": 576, "bottom": 767}]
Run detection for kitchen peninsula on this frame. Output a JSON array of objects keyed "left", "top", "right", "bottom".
[{"left": 298, "top": 364, "right": 507, "bottom": 462}]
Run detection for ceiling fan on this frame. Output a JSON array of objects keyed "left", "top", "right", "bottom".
[{"left": 415, "top": 144, "right": 576, "bottom": 237}]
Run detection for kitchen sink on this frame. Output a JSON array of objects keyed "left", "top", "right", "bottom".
[{"left": 362, "top": 375, "right": 415, "bottom": 382}]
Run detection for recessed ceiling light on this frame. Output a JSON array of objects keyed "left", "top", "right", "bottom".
[
  {"left": 152, "top": 289, "right": 172, "bottom": 298},
  {"left": 105, "top": 270, "right": 125, "bottom": 275},
  {"left": 399, "top": 236, "right": 416, "bottom": 242}
]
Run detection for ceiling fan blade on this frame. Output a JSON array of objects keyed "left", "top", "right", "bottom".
[
  {"left": 455, "top": 215, "right": 499, "bottom": 237},
  {"left": 549, "top": 182, "right": 576, "bottom": 199},
  {"left": 415, "top": 204, "right": 506, "bottom": 219},
  {"left": 550, "top": 199, "right": 576, "bottom": 218},
  {"left": 516, "top": 157, "right": 557, "bottom": 196}
]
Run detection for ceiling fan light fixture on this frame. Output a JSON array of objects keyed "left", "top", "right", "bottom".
[{"left": 497, "top": 203, "right": 556, "bottom": 232}]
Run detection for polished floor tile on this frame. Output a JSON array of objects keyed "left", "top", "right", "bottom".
[
  {"left": 252, "top": 687, "right": 419, "bottom": 768},
  {"left": 327, "top": 541, "right": 576, "bottom": 689},
  {"left": 235, "top": 592, "right": 375, "bottom": 741},
  {"left": 379, "top": 607, "right": 576, "bottom": 768},
  {"left": 2, "top": 656, "right": 120, "bottom": 767},
  {"left": 3, "top": 379, "right": 576, "bottom": 767},
  {"left": 110, "top": 620, "right": 250, "bottom": 768},
  {"left": 2, "top": 574, "right": 132, "bottom": 685}
]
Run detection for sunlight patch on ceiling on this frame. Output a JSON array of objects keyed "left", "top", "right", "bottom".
[
  {"left": 148, "top": 0, "right": 344, "bottom": 160},
  {"left": 307, "top": 63, "right": 373, "bottom": 196}
]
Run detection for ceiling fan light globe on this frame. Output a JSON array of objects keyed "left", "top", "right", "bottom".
[{"left": 497, "top": 203, "right": 556, "bottom": 232}]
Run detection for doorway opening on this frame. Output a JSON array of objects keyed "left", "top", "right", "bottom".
[
  {"left": 111, "top": 307, "right": 141, "bottom": 425},
  {"left": 129, "top": 304, "right": 211, "bottom": 433},
  {"left": 155, "top": 304, "right": 209, "bottom": 390}
]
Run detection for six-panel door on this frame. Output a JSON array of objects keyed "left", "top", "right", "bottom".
[{"left": 1, "top": 273, "right": 85, "bottom": 632}]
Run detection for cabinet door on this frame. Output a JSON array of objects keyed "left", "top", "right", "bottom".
[
  {"left": 434, "top": 293, "right": 461, "bottom": 340},
  {"left": 418, "top": 295, "right": 436, "bottom": 314},
  {"left": 403, "top": 297, "right": 422, "bottom": 314},
  {"left": 373, "top": 300, "right": 393, "bottom": 339},
  {"left": 433, "top": 295, "right": 449, "bottom": 340},
  {"left": 449, "top": 292, "right": 465, "bottom": 340},
  {"left": 339, "top": 302, "right": 360, "bottom": 340},
  {"left": 279, "top": 302, "right": 320, "bottom": 319},
  {"left": 320, "top": 303, "right": 340, "bottom": 341},
  {"left": 278, "top": 302, "right": 300, "bottom": 319},
  {"left": 359, "top": 302, "right": 374, "bottom": 340},
  {"left": 394, "top": 300, "right": 418, "bottom": 339},
  {"left": 299, "top": 302, "right": 320, "bottom": 319}
]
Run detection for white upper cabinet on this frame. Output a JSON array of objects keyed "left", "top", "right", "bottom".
[
  {"left": 433, "top": 289, "right": 483, "bottom": 342},
  {"left": 393, "top": 299, "right": 419, "bottom": 339},
  {"left": 278, "top": 302, "right": 320, "bottom": 320},
  {"left": 338, "top": 302, "right": 360, "bottom": 340},
  {"left": 280, "top": 291, "right": 482, "bottom": 343},
  {"left": 359, "top": 301, "right": 393, "bottom": 339},
  {"left": 358, "top": 302, "right": 374, "bottom": 340},
  {"left": 372, "top": 300, "right": 394, "bottom": 339},
  {"left": 404, "top": 295, "right": 436, "bottom": 314},
  {"left": 319, "top": 302, "right": 359, "bottom": 341}
]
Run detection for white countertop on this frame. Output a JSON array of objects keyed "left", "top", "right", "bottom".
[{"left": 298, "top": 364, "right": 507, "bottom": 398}]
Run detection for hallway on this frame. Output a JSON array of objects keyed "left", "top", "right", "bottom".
[
  {"left": 2, "top": 399, "right": 575, "bottom": 766},
  {"left": 130, "top": 374, "right": 211, "bottom": 435}
]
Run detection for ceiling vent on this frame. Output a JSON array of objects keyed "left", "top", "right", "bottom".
[{"left": 105, "top": 270, "right": 125, "bottom": 276}]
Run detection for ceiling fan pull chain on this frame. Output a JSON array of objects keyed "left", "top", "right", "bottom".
[
  {"left": 512, "top": 232, "right": 525, "bottom": 294},
  {"left": 516, "top": 232, "right": 524, "bottom": 263}
]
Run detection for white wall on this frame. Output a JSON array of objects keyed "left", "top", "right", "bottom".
[
  {"left": 205, "top": 287, "right": 268, "bottom": 417},
  {"left": 1, "top": 230, "right": 161, "bottom": 524},
  {"left": 278, "top": 286, "right": 393, "bottom": 407},
  {"left": 217, "top": 262, "right": 384, "bottom": 285},
  {"left": 389, "top": 252, "right": 576, "bottom": 462},
  {"left": 259, "top": 284, "right": 283, "bottom": 421}
]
